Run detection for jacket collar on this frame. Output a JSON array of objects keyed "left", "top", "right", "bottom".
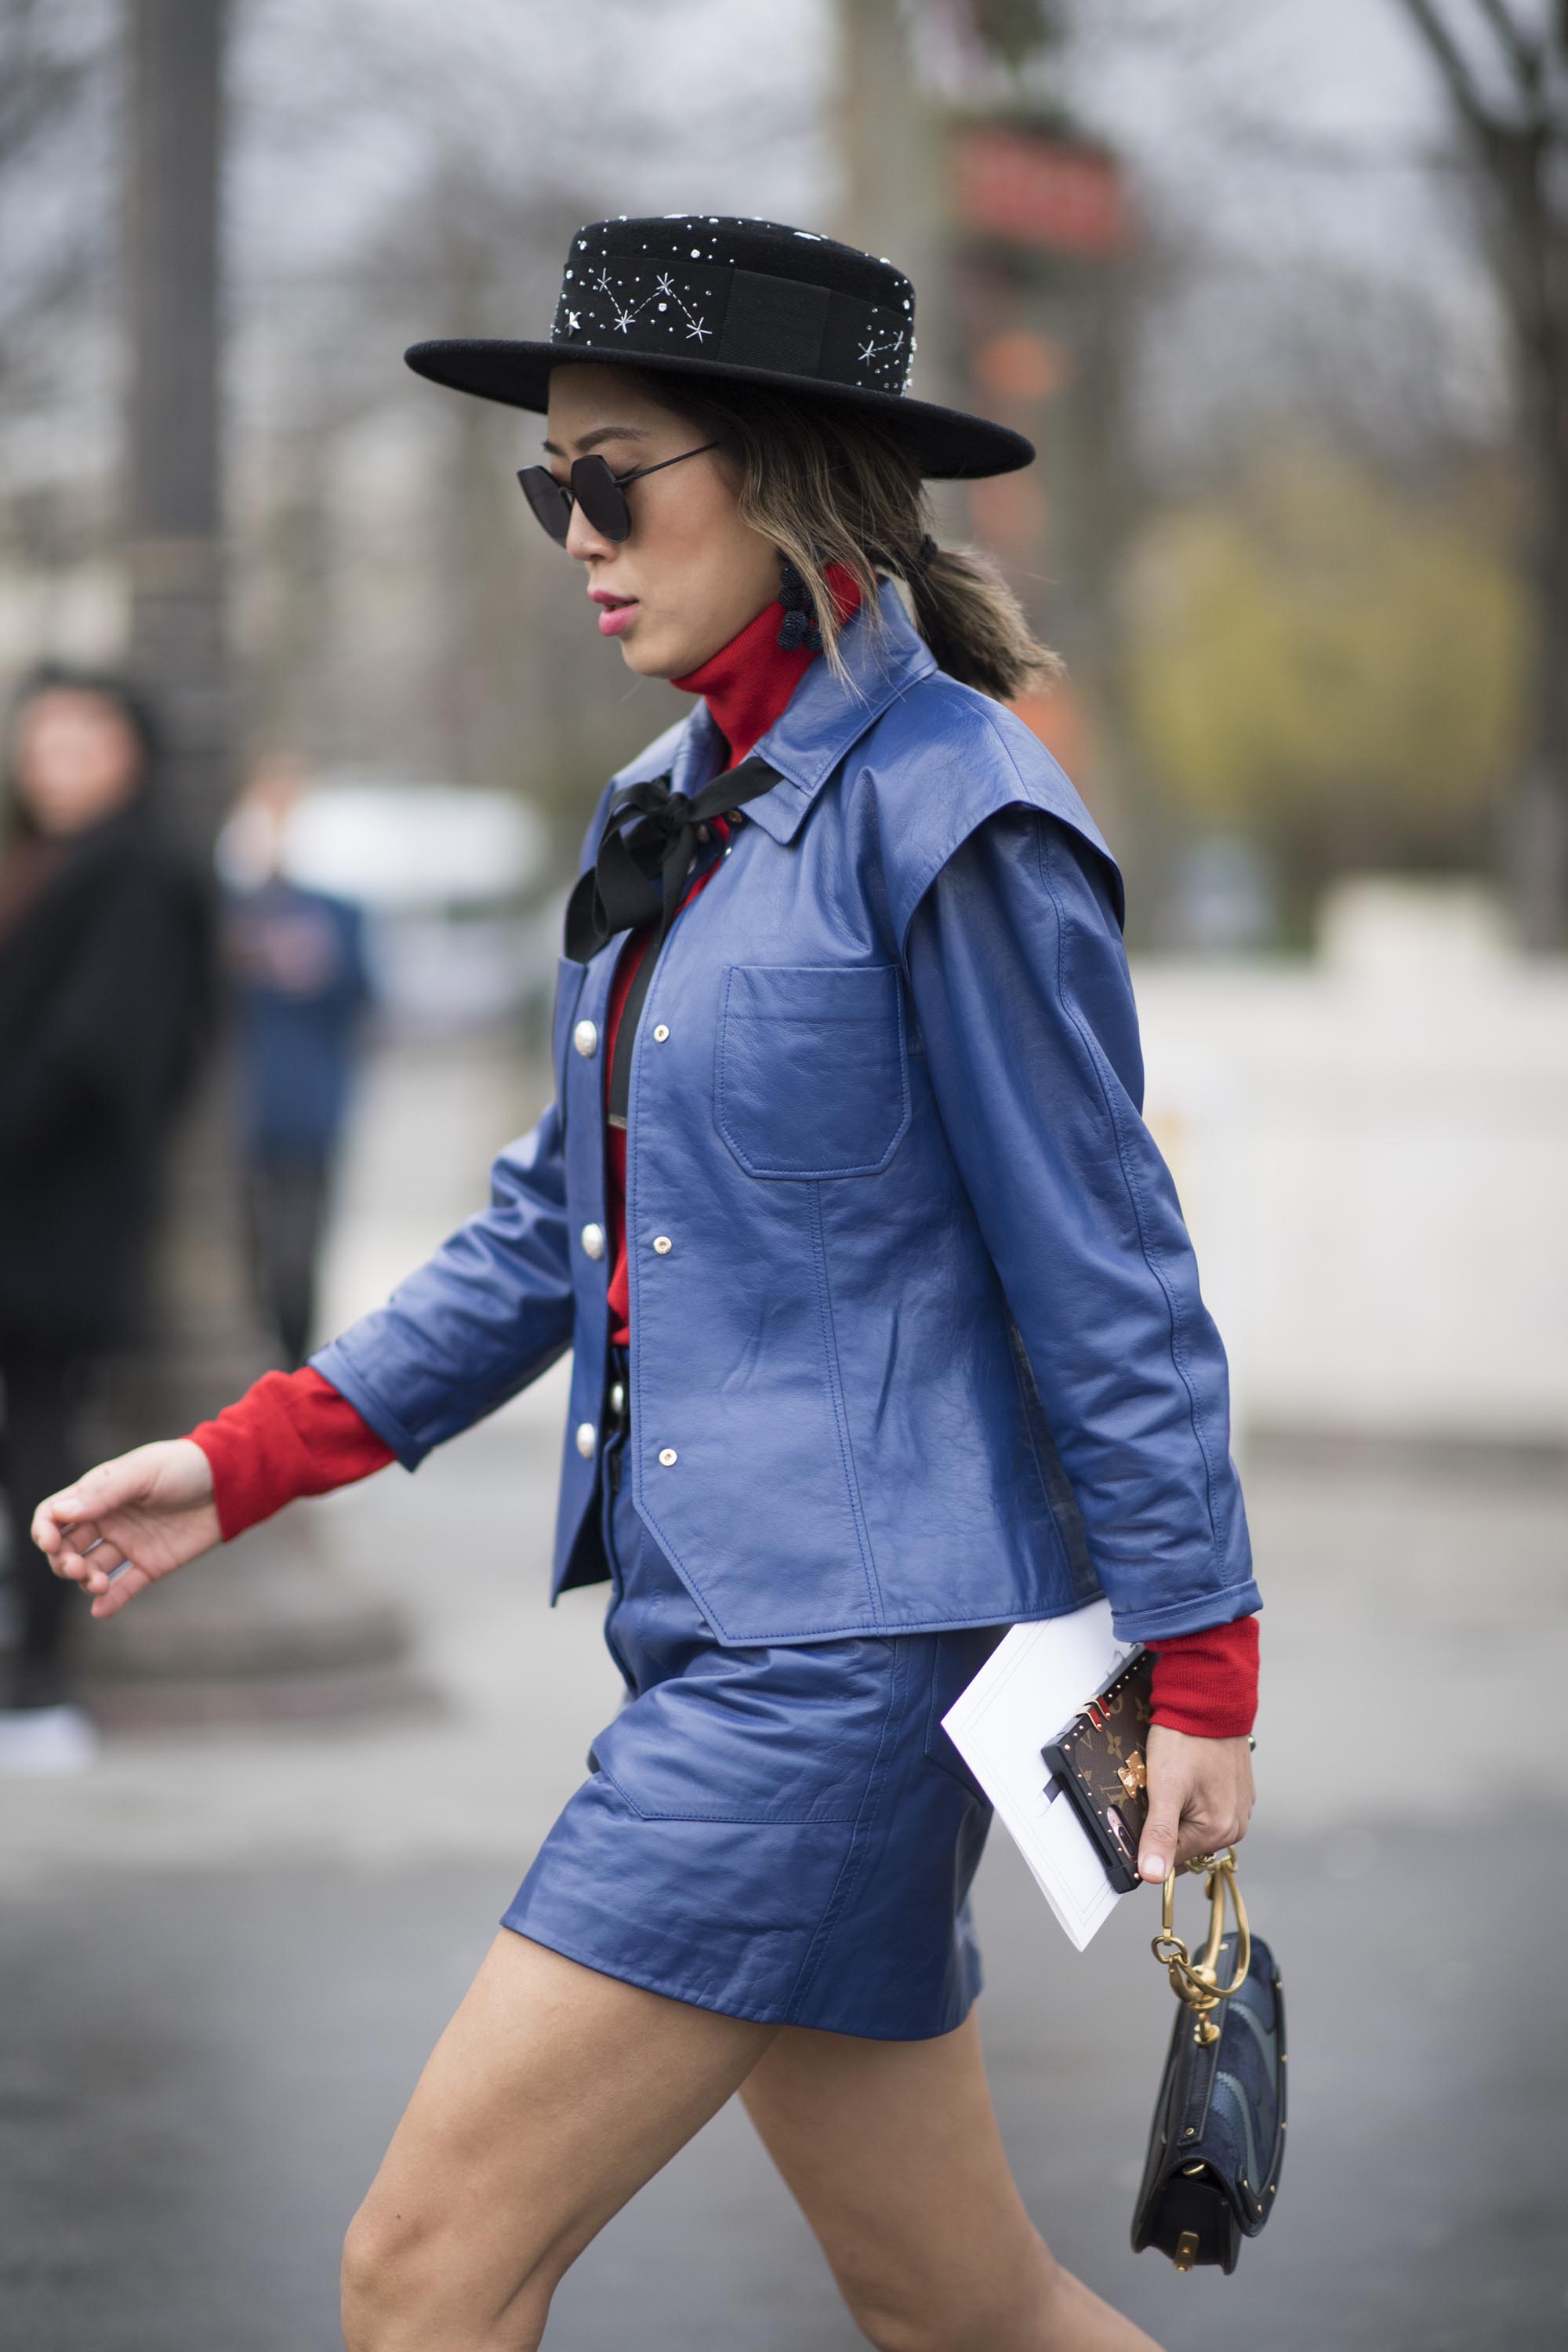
[
  {"left": 608, "top": 581, "right": 937, "bottom": 848},
  {"left": 745, "top": 581, "right": 937, "bottom": 844}
]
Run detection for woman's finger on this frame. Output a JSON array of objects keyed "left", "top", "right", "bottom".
[
  {"left": 89, "top": 1559, "right": 150, "bottom": 1618},
  {"left": 49, "top": 1526, "right": 142, "bottom": 1599},
  {"left": 41, "top": 1455, "right": 148, "bottom": 1534},
  {"left": 1138, "top": 1791, "right": 1185, "bottom": 1885},
  {"left": 45, "top": 1523, "right": 109, "bottom": 1584},
  {"left": 31, "top": 1497, "right": 75, "bottom": 1555},
  {"left": 64, "top": 1550, "right": 126, "bottom": 1597},
  {"left": 78, "top": 1536, "right": 134, "bottom": 1597},
  {"left": 1174, "top": 1815, "right": 1225, "bottom": 1867}
]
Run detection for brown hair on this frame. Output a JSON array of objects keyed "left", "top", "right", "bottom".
[{"left": 627, "top": 371, "right": 1063, "bottom": 702}]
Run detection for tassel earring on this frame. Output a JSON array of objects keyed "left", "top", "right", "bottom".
[{"left": 776, "top": 557, "right": 823, "bottom": 654}]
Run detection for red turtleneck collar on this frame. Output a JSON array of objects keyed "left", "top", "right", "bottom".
[{"left": 672, "top": 564, "right": 862, "bottom": 771}]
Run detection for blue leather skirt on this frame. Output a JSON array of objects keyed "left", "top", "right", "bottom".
[{"left": 503, "top": 1403, "right": 1000, "bottom": 2040}]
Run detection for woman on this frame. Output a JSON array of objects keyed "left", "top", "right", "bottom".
[
  {"left": 35, "top": 220, "right": 1260, "bottom": 2350},
  {"left": 0, "top": 666, "right": 209, "bottom": 1773}
]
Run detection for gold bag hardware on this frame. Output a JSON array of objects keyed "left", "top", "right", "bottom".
[{"left": 1149, "top": 1848, "right": 1250, "bottom": 2049}]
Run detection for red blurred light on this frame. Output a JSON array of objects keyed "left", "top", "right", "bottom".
[
  {"left": 975, "top": 329, "right": 1069, "bottom": 401},
  {"left": 954, "top": 127, "right": 1131, "bottom": 256}
]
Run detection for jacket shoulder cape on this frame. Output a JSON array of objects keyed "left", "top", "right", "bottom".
[{"left": 851, "top": 667, "right": 1126, "bottom": 955}]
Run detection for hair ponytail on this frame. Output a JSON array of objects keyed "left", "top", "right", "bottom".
[
  {"left": 898, "top": 542, "right": 1062, "bottom": 702},
  {"left": 630, "top": 370, "right": 1063, "bottom": 703}
]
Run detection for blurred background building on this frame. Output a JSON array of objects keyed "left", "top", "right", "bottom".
[{"left": 1, "top": 3, "right": 1565, "bottom": 2343}]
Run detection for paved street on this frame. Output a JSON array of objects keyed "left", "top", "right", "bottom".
[{"left": 3, "top": 1038, "right": 1566, "bottom": 2350}]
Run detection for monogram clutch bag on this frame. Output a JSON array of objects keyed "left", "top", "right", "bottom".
[{"left": 1040, "top": 1647, "right": 1153, "bottom": 1894}]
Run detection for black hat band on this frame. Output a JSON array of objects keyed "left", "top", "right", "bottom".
[{"left": 552, "top": 259, "right": 914, "bottom": 397}]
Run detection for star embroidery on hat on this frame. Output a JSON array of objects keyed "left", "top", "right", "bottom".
[
  {"left": 655, "top": 271, "right": 675, "bottom": 296},
  {"left": 611, "top": 302, "right": 636, "bottom": 334},
  {"left": 564, "top": 309, "right": 580, "bottom": 331},
  {"left": 684, "top": 314, "right": 710, "bottom": 343}
]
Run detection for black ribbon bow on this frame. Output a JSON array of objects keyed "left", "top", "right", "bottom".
[
  {"left": 564, "top": 753, "right": 781, "bottom": 966},
  {"left": 564, "top": 753, "right": 782, "bottom": 1127}
]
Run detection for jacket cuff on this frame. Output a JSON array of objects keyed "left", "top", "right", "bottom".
[
  {"left": 187, "top": 1367, "right": 395, "bottom": 1542},
  {"left": 1108, "top": 1577, "right": 1262, "bottom": 1645},
  {"left": 1148, "top": 1614, "right": 1258, "bottom": 1739},
  {"left": 307, "top": 1339, "right": 432, "bottom": 1470}
]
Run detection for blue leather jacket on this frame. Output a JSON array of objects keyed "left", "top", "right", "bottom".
[{"left": 314, "top": 586, "right": 1258, "bottom": 1647}]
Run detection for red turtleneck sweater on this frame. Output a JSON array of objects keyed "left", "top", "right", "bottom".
[{"left": 188, "top": 585, "right": 1258, "bottom": 1740}]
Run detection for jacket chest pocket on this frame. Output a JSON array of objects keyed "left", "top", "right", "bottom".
[{"left": 717, "top": 963, "right": 911, "bottom": 1179}]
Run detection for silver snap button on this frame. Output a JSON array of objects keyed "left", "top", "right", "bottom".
[
  {"left": 575, "top": 1422, "right": 596, "bottom": 1457},
  {"left": 652, "top": 1023, "right": 670, "bottom": 1043},
  {"left": 573, "top": 1019, "right": 598, "bottom": 1058},
  {"left": 608, "top": 1380, "right": 626, "bottom": 1417},
  {"left": 579, "top": 1222, "right": 605, "bottom": 1261},
  {"left": 658, "top": 1446, "right": 677, "bottom": 1467},
  {"left": 652, "top": 1235, "right": 672, "bottom": 1255}
]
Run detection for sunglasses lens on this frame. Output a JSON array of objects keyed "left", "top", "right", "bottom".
[
  {"left": 571, "top": 456, "right": 633, "bottom": 543},
  {"left": 517, "top": 466, "right": 572, "bottom": 543}
]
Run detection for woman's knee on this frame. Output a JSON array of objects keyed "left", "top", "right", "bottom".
[
  {"left": 840, "top": 2233, "right": 1058, "bottom": 2352},
  {"left": 339, "top": 2196, "right": 554, "bottom": 2352},
  {"left": 340, "top": 2200, "right": 438, "bottom": 2352},
  {"left": 848, "top": 2303, "right": 993, "bottom": 2352}
]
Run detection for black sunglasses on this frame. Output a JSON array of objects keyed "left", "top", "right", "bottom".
[{"left": 516, "top": 442, "right": 721, "bottom": 546}]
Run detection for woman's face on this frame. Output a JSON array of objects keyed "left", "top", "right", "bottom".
[
  {"left": 11, "top": 690, "right": 145, "bottom": 837},
  {"left": 542, "top": 365, "right": 779, "bottom": 678}
]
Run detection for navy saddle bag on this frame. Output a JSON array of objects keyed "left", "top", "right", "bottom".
[{"left": 1132, "top": 1855, "right": 1286, "bottom": 2274}]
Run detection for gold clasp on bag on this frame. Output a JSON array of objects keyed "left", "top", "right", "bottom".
[{"left": 1149, "top": 1849, "right": 1250, "bottom": 2047}]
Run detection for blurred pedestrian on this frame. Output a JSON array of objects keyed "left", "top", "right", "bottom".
[
  {"left": 223, "top": 754, "right": 371, "bottom": 1370},
  {"left": 0, "top": 665, "right": 210, "bottom": 1773},
  {"left": 37, "top": 220, "right": 1261, "bottom": 2343}
]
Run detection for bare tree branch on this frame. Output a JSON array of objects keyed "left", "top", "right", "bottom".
[
  {"left": 0, "top": 0, "right": 88, "bottom": 170},
  {"left": 1394, "top": 0, "right": 1502, "bottom": 138},
  {"left": 1473, "top": 0, "right": 1545, "bottom": 96}
]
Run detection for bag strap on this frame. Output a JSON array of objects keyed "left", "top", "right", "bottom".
[{"left": 1149, "top": 1849, "right": 1251, "bottom": 2047}]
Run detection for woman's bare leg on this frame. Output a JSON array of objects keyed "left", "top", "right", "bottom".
[
  {"left": 340, "top": 1931, "right": 775, "bottom": 2352},
  {"left": 739, "top": 2012, "right": 1165, "bottom": 2352}
]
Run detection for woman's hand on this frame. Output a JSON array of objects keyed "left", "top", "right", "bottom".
[
  {"left": 1136, "top": 1722, "right": 1254, "bottom": 1886},
  {"left": 31, "top": 1440, "right": 221, "bottom": 1620}
]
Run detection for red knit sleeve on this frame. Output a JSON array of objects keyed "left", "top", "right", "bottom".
[
  {"left": 1148, "top": 1616, "right": 1258, "bottom": 1739},
  {"left": 187, "top": 1367, "right": 395, "bottom": 1543}
]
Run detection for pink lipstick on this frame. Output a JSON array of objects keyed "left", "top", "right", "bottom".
[{"left": 591, "top": 590, "right": 638, "bottom": 637}]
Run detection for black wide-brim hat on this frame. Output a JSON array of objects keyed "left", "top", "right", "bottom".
[{"left": 405, "top": 214, "right": 1033, "bottom": 483}]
